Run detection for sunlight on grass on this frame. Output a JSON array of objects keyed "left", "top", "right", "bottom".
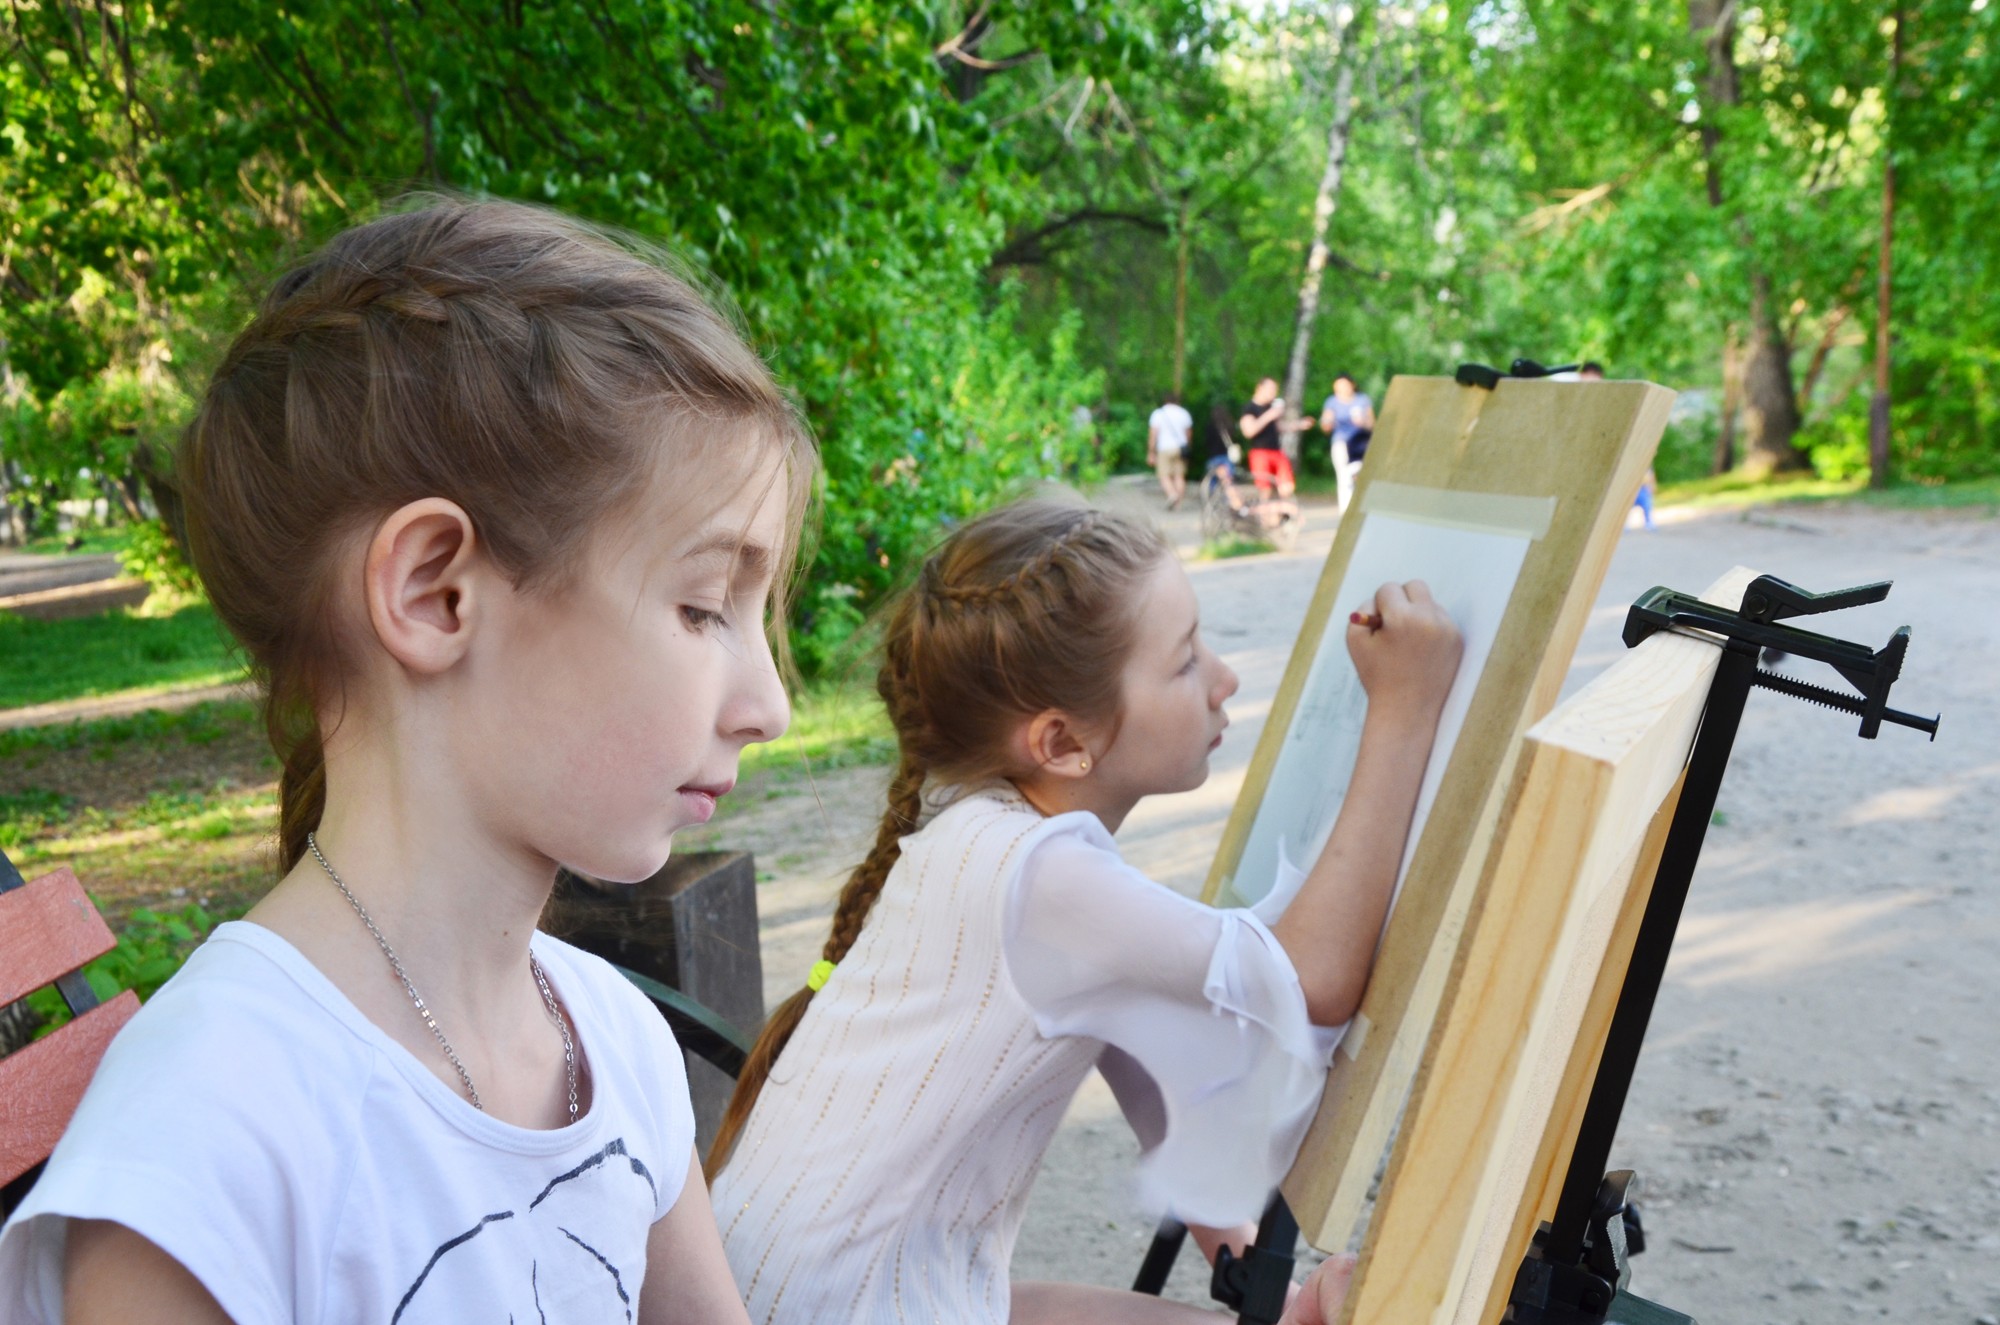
[
  {"left": 1659, "top": 471, "right": 2000, "bottom": 514},
  {"left": 0, "top": 698, "right": 259, "bottom": 759},
  {"left": 1658, "top": 470, "right": 1867, "bottom": 509},
  {"left": 0, "top": 597, "right": 247, "bottom": 710}
]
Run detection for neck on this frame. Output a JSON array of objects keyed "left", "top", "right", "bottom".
[
  {"left": 261, "top": 711, "right": 557, "bottom": 1024},
  {"left": 1010, "top": 772, "right": 1140, "bottom": 835}
]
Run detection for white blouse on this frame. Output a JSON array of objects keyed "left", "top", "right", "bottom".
[
  {"left": 713, "top": 785, "right": 1339, "bottom": 1325},
  {"left": 1004, "top": 815, "right": 1345, "bottom": 1219}
]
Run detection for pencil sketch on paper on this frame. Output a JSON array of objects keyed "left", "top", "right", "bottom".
[{"left": 1221, "top": 511, "right": 1533, "bottom": 913}]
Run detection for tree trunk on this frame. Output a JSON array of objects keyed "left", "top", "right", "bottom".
[
  {"left": 1690, "top": 0, "right": 1807, "bottom": 475},
  {"left": 1279, "top": 7, "right": 1364, "bottom": 464},
  {"left": 1172, "top": 199, "right": 1191, "bottom": 397},
  {"left": 1870, "top": 7, "right": 1901, "bottom": 490},
  {"left": 1714, "top": 326, "right": 1742, "bottom": 473},
  {"left": 1740, "top": 274, "right": 1807, "bottom": 477},
  {"left": 0, "top": 346, "right": 21, "bottom": 545}
]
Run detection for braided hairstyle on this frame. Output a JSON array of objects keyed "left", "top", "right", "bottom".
[
  {"left": 177, "top": 197, "right": 814, "bottom": 873},
  {"left": 709, "top": 496, "right": 1171, "bottom": 1170}
]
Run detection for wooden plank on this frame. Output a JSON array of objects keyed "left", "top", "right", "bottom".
[
  {"left": 0, "top": 867, "right": 118, "bottom": 1007},
  {"left": 1342, "top": 568, "right": 1755, "bottom": 1325},
  {"left": 0, "top": 990, "right": 140, "bottom": 1186},
  {"left": 1206, "top": 375, "right": 1674, "bottom": 1252}
]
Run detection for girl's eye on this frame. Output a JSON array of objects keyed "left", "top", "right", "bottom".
[
  {"left": 681, "top": 605, "right": 728, "bottom": 633},
  {"left": 1178, "top": 653, "right": 1199, "bottom": 676}
]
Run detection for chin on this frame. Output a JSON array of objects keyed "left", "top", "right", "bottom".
[{"left": 563, "top": 838, "right": 676, "bottom": 888}]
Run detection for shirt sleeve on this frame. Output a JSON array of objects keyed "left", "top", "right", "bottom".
[
  {"left": 0, "top": 966, "right": 341, "bottom": 1325},
  {"left": 1002, "top": 825, "right": 1344, "bottom": 1225}
]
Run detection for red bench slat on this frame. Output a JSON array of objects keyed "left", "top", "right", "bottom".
[
  {"left": 0, "top": 990, "right": 140, "bottom": 1186},
  {"left": 0, "top": 868, "right": 117, "bottom": 1008}
]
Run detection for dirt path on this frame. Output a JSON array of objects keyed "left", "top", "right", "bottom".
[{"left": 727, "top": 483, "right": 2000, "bottom": 1317}]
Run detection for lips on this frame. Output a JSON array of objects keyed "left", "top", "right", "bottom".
[{"left": 678, "top": 780, "right": 735, "bottom": 824}]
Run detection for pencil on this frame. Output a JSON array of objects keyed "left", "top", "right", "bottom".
[{"left": 1350, "top": 610, "right": 1384, "bottom": 629}]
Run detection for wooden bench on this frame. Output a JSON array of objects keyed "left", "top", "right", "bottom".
[{"left": 0, "top": 849, "right": 140, "bottom": 1217}]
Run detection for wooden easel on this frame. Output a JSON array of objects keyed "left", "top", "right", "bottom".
[{"left": 1199, "top": 371, "right": 1673, "bottom": 1258}]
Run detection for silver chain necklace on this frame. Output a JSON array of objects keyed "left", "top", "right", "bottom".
[{"left": 307, "top": 833, "right": 578, "bottom": 1123}]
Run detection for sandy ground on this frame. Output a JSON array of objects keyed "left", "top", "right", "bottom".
[{"left": 690, "top": 479, "right": 2000, "bottom": 1321}]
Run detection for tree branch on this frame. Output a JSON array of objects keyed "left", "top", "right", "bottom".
[{"left": 990, "top": 208, "right": 1171, "bottom": 267}]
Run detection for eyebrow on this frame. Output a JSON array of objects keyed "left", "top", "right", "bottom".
[{"left": 683, "top": 533, "right": 775, "bottom": 583}]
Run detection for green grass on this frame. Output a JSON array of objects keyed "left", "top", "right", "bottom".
[
  {"left": 0, "top": 697, "right": 258, "bottom": 760},
  {"left": 1657, "top": 470, "right": 2000, "bottom": 514},
  {"left": 1855, "top": 473, "right": 2000, "bottom": 511},
  {"left": 1196, "top": 533, "right": 1280, "bottom": 561},
  {"left": 0, "top": 598, "right": 246, "bottom": 710},
  {"left": 740, "top": 682, "right": 894, "bottom": 778},
  {"left": 19, "top": 525, "right": 136, "bottom": 557}
]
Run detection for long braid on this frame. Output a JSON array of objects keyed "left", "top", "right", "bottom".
[{"left": 708, "top": 751, "right": 926, "bottom": 1172}]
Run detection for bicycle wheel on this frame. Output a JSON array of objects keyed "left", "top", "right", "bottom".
[{"left": 1269, "top": 506, "right": 1303, "bottom": 550}]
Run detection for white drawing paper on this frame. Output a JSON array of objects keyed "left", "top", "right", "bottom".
[{"left": 1224, "top": 511, "right": 1532, "bottom": 913}]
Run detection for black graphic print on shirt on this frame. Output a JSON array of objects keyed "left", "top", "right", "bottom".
[{"left": 392, "top": 1138, "right": 658, "bottom": 1324}]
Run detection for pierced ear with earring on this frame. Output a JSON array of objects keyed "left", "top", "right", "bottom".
[{"left": 1079, "top": 757, "right": 1091, "bottom": 773}]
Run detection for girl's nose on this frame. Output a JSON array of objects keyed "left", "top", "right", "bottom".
[
  {"left": 1213, "top": 661, "right": 1240, "bottom": 706},
  {"left": 730, "top": 637, "right": 792, "bottom": 745}
]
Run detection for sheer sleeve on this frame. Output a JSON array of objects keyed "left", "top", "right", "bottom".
[{"left": 1003, "top": 821, "right": 1345, "bottom": 1225}]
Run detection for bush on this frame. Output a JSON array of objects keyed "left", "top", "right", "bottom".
[{"left": 118, "top": 519, "right": 202, "bottom": 596}]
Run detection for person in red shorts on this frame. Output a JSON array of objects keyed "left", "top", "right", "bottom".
[{"left": 1237, "top": 377, "right": 1295, "bottom": 497}]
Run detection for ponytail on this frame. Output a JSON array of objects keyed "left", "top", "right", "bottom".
[
  {"left": 275, "top": 723, "right": 327, "bottom": 874},
  {"left": 708, "top": 754, "right": 927, "bottom": 1171}
]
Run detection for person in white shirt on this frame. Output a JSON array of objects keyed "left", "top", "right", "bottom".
[
  {"left": 709, "top": 497, "right": 1461, "bottom": 1324},
  {"left": 1146, "top": 391, "right": 1195, "bottom": 510},
  {"left": 0, "top": 199, "right": 814, "bottom": 1325},
  {"left": 1316, "top": 373, "right": 1375, "bottom": 514}
]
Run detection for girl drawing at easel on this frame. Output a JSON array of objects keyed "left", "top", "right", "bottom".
[{"left": 709, "top": 496, "right": 1461, "bottom": 1323}]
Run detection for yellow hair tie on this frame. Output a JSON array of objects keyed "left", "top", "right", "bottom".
[{"left": 807, "top": 959, "right": 836, "bottom": 992}]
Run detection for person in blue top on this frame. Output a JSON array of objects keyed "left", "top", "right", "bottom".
[{"left": 1317, "top": 373, "right": 1375, "bottom": 512}]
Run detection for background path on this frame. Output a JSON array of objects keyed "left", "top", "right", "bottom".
[{"left": 709, "top": 481, "right": 1999, "bottom": 1320}]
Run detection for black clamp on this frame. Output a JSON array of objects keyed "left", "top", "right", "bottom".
[
  {"left": 1209, "top": 1192, "right": 1302, "bottom": 1325},
  {"left": 1455, "top": 358, "right": 1580, "bottom": 390},
  {"left": 1624, "top": 574, "right": 1939, "bottom": 741}
]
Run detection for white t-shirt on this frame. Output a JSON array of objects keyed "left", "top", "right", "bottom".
[
  {"left": 0, "top": 922, "right": 695, "bottom": 1325},
  {"left": 1148, "top": 403, "right": 1194, "bottom": 454}
]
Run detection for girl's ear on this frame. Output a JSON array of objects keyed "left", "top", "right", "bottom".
[
  {"left": 1020, "top": 709, "right": 1094, "bottom": 779},
  {"left": 362, "top": 498, "right": 488, "bottom": 675}
]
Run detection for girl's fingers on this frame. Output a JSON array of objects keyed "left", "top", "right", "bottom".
[{"left": 1402, "top": 578, "right": 1435, "bottom": 605}]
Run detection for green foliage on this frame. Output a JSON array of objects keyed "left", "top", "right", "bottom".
[
  {"left": 24, "top": 902, "right": 236, "bottom": 1037},
  {"left": 0, "top": 601, "right": 243, "bottom": 710},
  {"left": 3, "top": 0, "right": 1995, "bottom": 587},
  {"left": 118, "top": 519, "right": 201, "bottom": 595},
  {"left": 0, "top": 0, "right": 1139, "bottom": 667}
]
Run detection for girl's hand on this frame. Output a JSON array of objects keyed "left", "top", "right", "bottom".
[
  {"left": 1279, "top": 1254, "right": 1357, "bottom": 1325},
  {"left": 1346, "top": 580, "right": 1461, "bottom": 721}
]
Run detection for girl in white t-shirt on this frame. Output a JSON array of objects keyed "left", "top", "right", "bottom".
[
  {"left": 0, "top": 199, "right": 814, "bottom": 1324},
  {"left": 708, "top": 497, "right": 1460, "bottom": 1323}
]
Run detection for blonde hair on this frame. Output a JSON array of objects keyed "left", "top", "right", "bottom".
[
  {"left": 709, "top": 496, "right": 1169, "bottom": 1169},
  {"left": 178, "top": 197, "right": 815, "bottom": 873}
]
